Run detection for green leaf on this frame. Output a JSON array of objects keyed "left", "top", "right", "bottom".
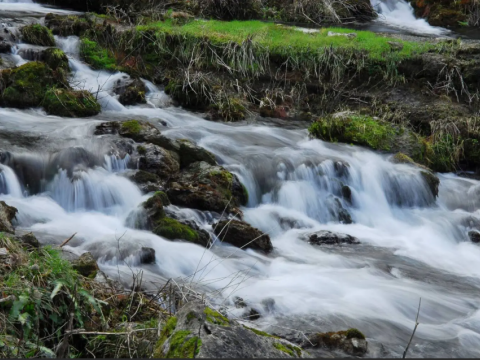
[{"left": 18, "top": 312, "right": 30, "bottom": 325}]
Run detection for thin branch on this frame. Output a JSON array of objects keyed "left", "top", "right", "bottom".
[{"left": 403, "top": 298, "right": 422, "bottom": 359}]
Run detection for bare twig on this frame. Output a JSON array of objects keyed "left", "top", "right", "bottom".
[
  {"left": 403, "top": 298, "right": 422, "bottom": 359},
  {"left": 59, "top": 233, "right": 77, "bottom": 248}
]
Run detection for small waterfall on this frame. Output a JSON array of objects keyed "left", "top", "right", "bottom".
[
  {"left": 0, "top": 164, "right": 23, "bottom": 197},
  {"left": 371, "top": 0, "right": 449, "bottom": 35},
  {"left": 104, "top": 154, "right": 131, "bottom": 173}
]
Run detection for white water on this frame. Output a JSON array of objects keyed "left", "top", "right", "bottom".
[
  {"left": 371, "top": 0, "right": 449, "bottom": 36},
  {"left": 0, "top": 7, "right": 480, "bottom": 358}
]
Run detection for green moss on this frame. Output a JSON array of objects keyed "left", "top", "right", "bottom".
[
  {"left": 43, "top": 88, "right": 101, "bottom": 117},
  {"left": 273, "top": 342, "right": 301, "bottom": 357},
  {"left": 165, "top": 330, "right": 201, "bottom": 358},
  {"left": 391, "top": 152, "right": 415, "bottom": 164},
  {"left": 155, "top": 191, "right": 171, "bottom": 206},
  {"left": 1, "top": 62, "right": 57, "bottom": 108},
  {"left": 154, "top": 316, "right": 178, "bottom": 357},
  {"left": 186, "top": 311, "right": 197, "bottom": 323},
  {"left": 243, "top": 325, "right": 279, "bottom": 338},
  {"left": 121, "top": 119, "right": 142, "bottom": 135},
  {"left": 20, "top": 24, "right": 55, "bottom": 46},
  {"left": 204, "top": 307, "right": 229, "bottom": 326},
  {"left": 42, "top": 48, "right": 70, "bottom": 72},
  {"left": 154, "top": 217, "right": 199, "bottom": 243},
  {"left": 309, "top": 115, "right": 399, "bottom": 151},
  {"left": 137, "top": 145, "right": 147, "bottom": 154},
  {"left": 79, "top": 38, "right": 117, "bottom": 71},
  {"left": 345, "top": 328, "right": 366, "bottom": 340}
]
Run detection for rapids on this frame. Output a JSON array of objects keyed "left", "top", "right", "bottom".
[{"left": 0, "top": 1, "right": 480, "bottom": 358}]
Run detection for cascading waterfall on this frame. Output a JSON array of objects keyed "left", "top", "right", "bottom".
[
  {"left": 1, "top": 8, "right": 480, "bottom": 357},
  {"left": 371, "top": 0, "right": 449, "bottom": 35}
]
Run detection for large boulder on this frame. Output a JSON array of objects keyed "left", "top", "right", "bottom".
[
  {"left": 20, "top": 24, "right": 55, "bottom": 46},
  {"left": 154, "top": 301, "right": 309, "bottom": 358},
  {"left": 213, "top": 219, "right": 273, "bottom": 253},
  {"left": 0, "top": 201, "right": 17, "bottom": 234},
  {"left": 41, "top": 48, "right": 70, "bottom": 72},
  {"left": 306, "top": 230, "right": 359, "bottom": 246},
  {"left": 167, "top": 161, "right": 248, "bottom": 214}
]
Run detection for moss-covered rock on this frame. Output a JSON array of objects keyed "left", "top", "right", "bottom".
[
  {"left": 43, "top": 88, "right": 101, "bottom": 117},
  {"left": 20, "top": 24, "right": 55, "bottom": 46},
  {"left": 177, "top": 139, "right": 217, "bottom": 168},
  {"left": 42, "top": 48, "right": 70, "bottom": 72},
  {"left": 45, "top": 13, "right": 91, "bottom": 36},
  {"left": 80, "top": 38, "right": 117, "bottom": 71},
  {"left": 0, "top": 62, "right": 58, "bottom": 108},
  {"left": 167, "top": 161, "right": 248, "bottom": 214},
  {"left": 71, "top": 252, "right": 99, "bottom": 278},
  {"left": 154, "top": 217, "right": 202, "bottom": 243},
  {"left": 204, "top": 307, "right": 230, "bottom": 326}
]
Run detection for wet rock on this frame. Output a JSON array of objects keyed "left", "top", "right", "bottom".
[
  {"left": 137, "top": 247, "right": 155, "bottom": 264},
  {"left": 167, "top": 161, "right": 247, "bottom": 214},
  {"left": 341, "top": 185, "right": 352, "bottom": 204},
  {"left": 125, "top": 169, "right": 163, "bottom": 193},
  {"left": 305, "top": 329, "right": 368, "bottom": 357},
  {"left": 307, "top": 230, "right": 360, "bottom": 246},
  {"left": 117, "top": 78, "right": 147, "bottom": 106},
  {"left": 176, "top": 139, "right": 217, "bottom": 168},
  {"left": 15, "top": 232, "right": 40, "bottom": 249},
  {"left": 20, "top": 24, "right": 55, "bottom": 46},
  {"left": 71, "top": 252, "right": 99, "bottom": 278},
  {"left": 468, "top": 230, "right": 480, "bottom": 244},
  {"left": 213, "top": 219, "right": 273, "bottom": 253},
  {"left": 326, "top": 196, "right": 353, "bottom": 224},
  {"left": 0, "top": 41, "right": 12, "bottom": 53},
  {"left": 44, "top": 89, "right": 101, "bottom": 117},
  {"left": 138, "top": 143, "right": 180, "bottom": 180},
  {"left": 41, "top": 48, "right": 70, "bottom": 72},
  {"left": 0, "top": 201, "right": 17, "bottom": 234},
  {"left": 118, "top": 120, "right": 162, "bottom": 143},
  {"left": 155, "top": 301, "right": 308, "bottom": 358},
  {"left": 420, "top": 171, "right": 440, "bottom": 198},
  {"left": 143, "top": 191, "right": 169, "bottom": 226}
]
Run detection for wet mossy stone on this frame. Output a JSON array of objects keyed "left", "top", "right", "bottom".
[
  {"left": 153, "top": 217, "right": 203, "bottom": 244},
  {"left": 42, "top": 48, "right": 70, "bottom": 72},
  {"left": 0, "top": 201, "right": 17, "bottom": 234},
  {"left": 20, "top": 24, "right": 55, "bottom": 46},
  {"left": 177, "top": 139, "right": 217, "bottom": 168},
  {"left": 118, "top": 78, "right": 146, "bottom": 106},
  {"left": 0, "top": 62, "right": 57, "bottom": 108},
  {"left": 213, "top": 219, "right": 273, "bottom": 253},
  {"left": 43, "top": 88, "right": 101, "bottom": 117}
]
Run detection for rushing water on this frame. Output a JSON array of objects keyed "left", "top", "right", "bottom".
[
  {"left": 370, "top": 0, "right": 449, "bottom": 36},
  {"left": 1, "top": 2, "right": 480, "bottom": 358}
]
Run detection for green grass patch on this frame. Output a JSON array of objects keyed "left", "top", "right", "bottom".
[
  {"left": 80, "top": 38, "right": 117, "bottom": 71},
  {"left": 137, "top": 19, "right": 433, "bottom": 62}
]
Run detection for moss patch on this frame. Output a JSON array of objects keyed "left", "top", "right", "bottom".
[
  {"left": 273, "top": 342, "right": 302, "bottom": 357},
  {"left": 43, "top": 88, "right": 101, "bottom": 117},
  {"left": 204, "top": 307, "right": 229, "bottom": 326},
  {"left": 154, "top": 316, "right": 178, "bottom": 357},
  {"left": 121, "top": 119, "right": 142, "bottom": 135},
  {"left": 80, "top": 38, "right": 117, "bottom": 71},
  {"left": 243, "top": 325, "right": 279, "bottom": 338},
  {"left": 42, "top": 48, "right": 70, "bottom": 72},
  {"left": 346, "top": 328, "right": 366, "bottom": 340},
  {"left": 20, "top": 24, "right": 55, "bottom": 46},
  {"left": 153, "top": 217, "right": 199, "bottom": 243},
  {"left": 165, "top": 330, "right": 201, "bottom": 358}
]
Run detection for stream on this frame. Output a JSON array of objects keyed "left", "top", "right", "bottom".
[{"left": 1, "top": 0, "right": 480, "bottom": 358}]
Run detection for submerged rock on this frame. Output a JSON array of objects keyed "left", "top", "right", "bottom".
[
  {"left": 305, "top": 329, "right": 368, "bottom": 357},
  {"left": 0, "top": 201, "right": 17, "bottom": 234},
  {"left": 137, "top": 247, "right": 156, "bottom": 264},
  {"left": 468, "top": 230, "right": 480, "bottom": 244},
  {"left": 155, "top": 301, "right": 309, "bottom": 358},
  {"left": 71, "top": 252, "right": 99, "bottom": 278},
  {"left": 213, "top": 219, "right": 273, "bottom": 253},
  {"left": 20, "top": 24, "right": 55, "bottom": 46},
  {"left": 167, "top": 161, "right": 247, "bottom": 214},
  {"left": 307, "top": 230, "right": 360, "bottom": 246}
]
